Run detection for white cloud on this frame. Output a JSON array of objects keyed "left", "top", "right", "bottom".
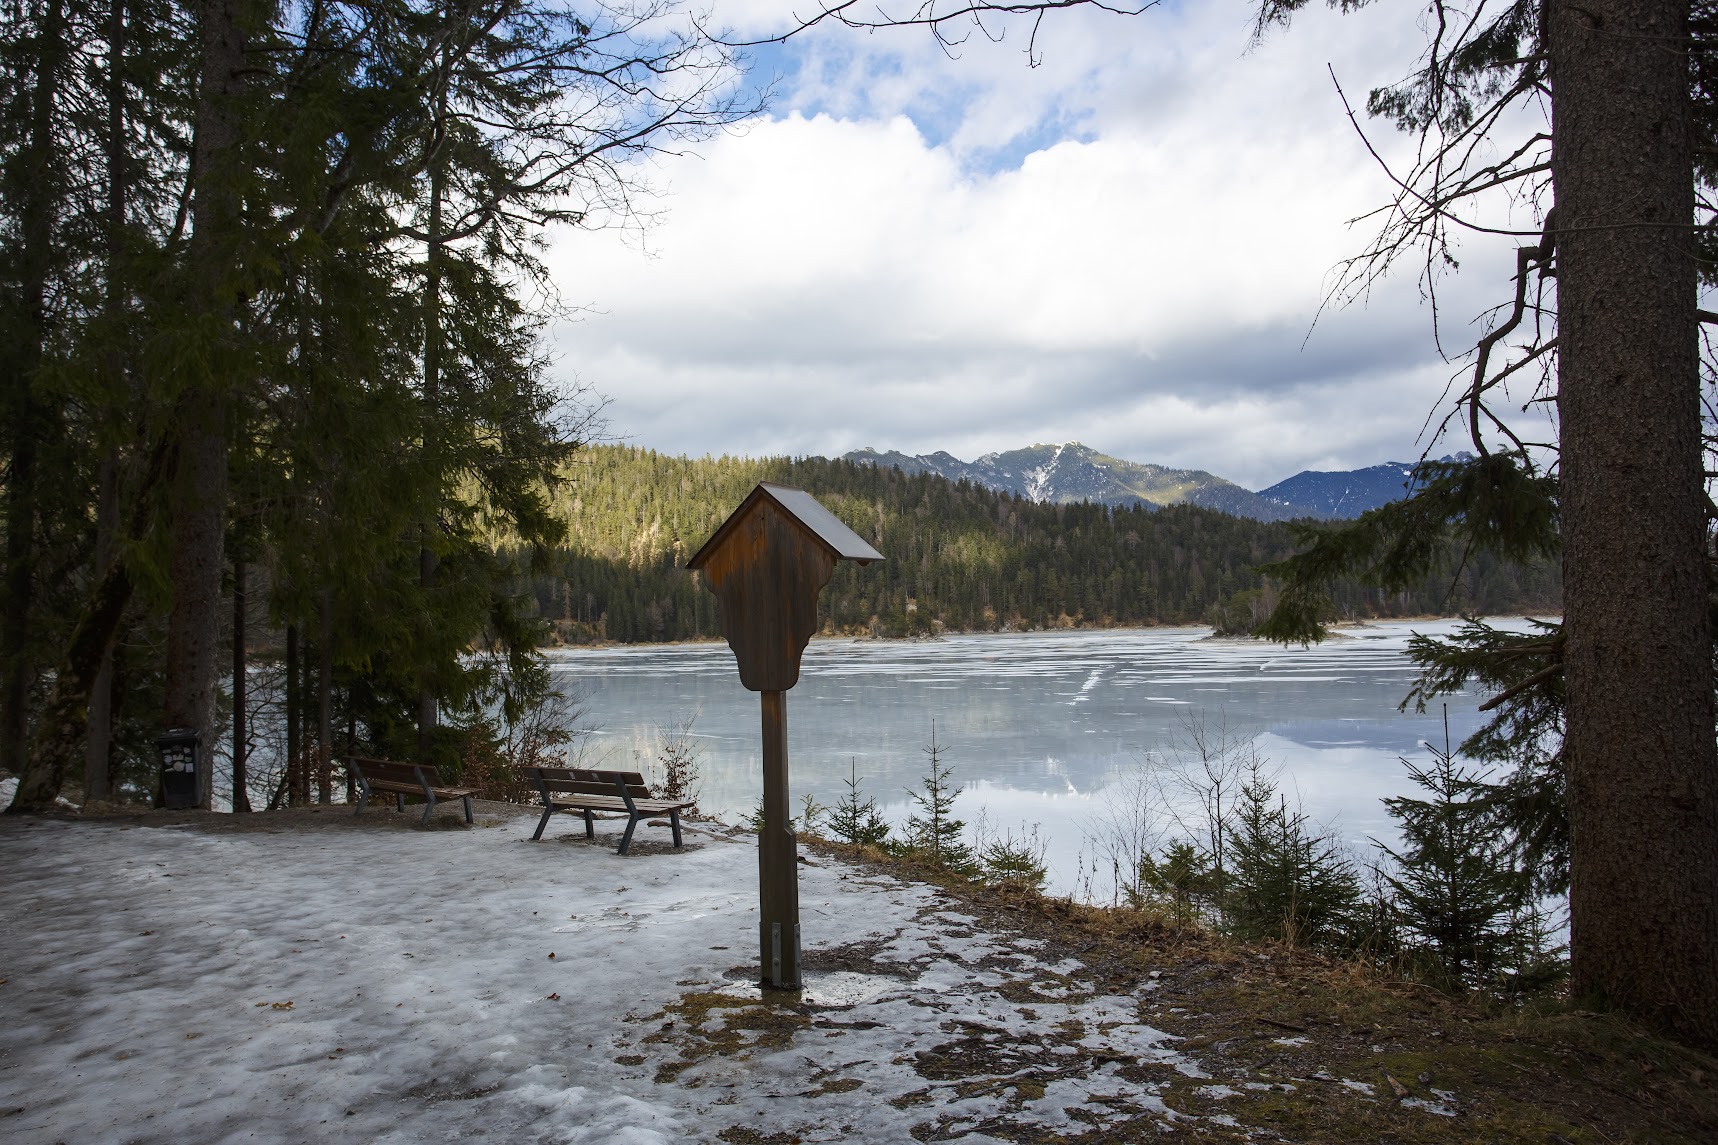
[{"left": 545, "top": 0, "right": 1539, "bottom": 488}]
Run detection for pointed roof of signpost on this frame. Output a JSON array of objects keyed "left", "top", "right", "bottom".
[{"left": 686, "top": 482, "right": 884, "bottom": 570}]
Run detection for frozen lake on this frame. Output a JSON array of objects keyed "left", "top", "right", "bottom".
[{"left": 547, "top": 619, "right": 1538, "bottom": 898}]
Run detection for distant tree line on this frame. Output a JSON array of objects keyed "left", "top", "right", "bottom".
[{"left": 529, "top": 447, "right": 1562, "bottom": 643}]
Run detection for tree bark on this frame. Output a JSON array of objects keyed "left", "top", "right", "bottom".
[
  {"left": 86, "top": 0, "right": 128, "bottom": 806},
  {"left": 318, "top": 589, "right": 332, "bottom": 803},
  {"left": 8, "top": 556, "right": 137, "bottom": 811},
  {"left": 1, "top": 0, "right": 67, "bottom": 778},
  {"left": 6, "top": 437, "right": 167, "bottom": 813},
  {"left": 417, "top": 553, "right": 437, "bottom": 764},
  {"left": 1551, "top": 0, "right": 1718, "bottom": 1046},
  {"left": 84, "top": 458, "right": 120, "bottom": 805},
  {"left": 163, "top": 0, "right": 245, "bottom": 808},
  {"left": 285, "top": 623, "right": 299, "bottom": 806},
  {"left": 417, "top": 80, "right": 447, "bottom": 767},
  {"left": 231, "top": 556, "right": 250, "bottom": 811}
]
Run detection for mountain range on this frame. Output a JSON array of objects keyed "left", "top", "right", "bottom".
[{"left": 841, "top": 443, "right": 1417, "bottom": 522}]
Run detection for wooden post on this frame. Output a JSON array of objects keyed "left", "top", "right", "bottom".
[
  {"left": 687, "top": 483, "right": 883, "bottom": 992},
  {"left": 758, "top": 689, "right": 800, "bottom": 988}
]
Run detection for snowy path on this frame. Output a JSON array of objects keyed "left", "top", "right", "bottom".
[{"left": 0, "top": 814, "right": 1204, "bottom": 1143}]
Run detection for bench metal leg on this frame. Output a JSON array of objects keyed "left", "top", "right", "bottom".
[
  {"left": 419, "top": 794, "right": 435, "bottom": 827},
  {"left": 533, "top": 804, "right": 555, "bottom": 841},
  {"left": 355, "top": 787, "right": 368, "bottom": 816},
  {"left": 670, "top": 808, "right": 683, "bottom": 848},
  {"left": 582, "top": 810, "right": 595, "bottom": 839},
  {"left": 395, "top": 793, "right": 405, "bottom": 813},
  {"left": 618, "top": 814, "right": 642, "bottom": 856},
  {"left": 462, "top": 795, "right": 473, "bottom": 824}
]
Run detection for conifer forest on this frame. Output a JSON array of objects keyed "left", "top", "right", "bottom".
[
  {"left": 540, "top": 446, "right": 1560, "bottom": 644},
  {"left": 0, "top": 0, "right": 752, "bottom": 808}
]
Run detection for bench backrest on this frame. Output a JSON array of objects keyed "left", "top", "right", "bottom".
[
  {"left": 522, "top": 766, "right": 652, "bottom": 801},
  {"left": 349, "top": 757, "right": 441, "bottom": 787}
]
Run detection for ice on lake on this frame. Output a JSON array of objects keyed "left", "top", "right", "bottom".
[{"left": 547, "top": 618, "right": 1550, "bottom": 897}]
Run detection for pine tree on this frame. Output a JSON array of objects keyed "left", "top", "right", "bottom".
[
  {"left": 902, "top": 722, "right": 977, "bottom": 875},
  {"left": 1376, "top": 712, "right": 1535, "bottom": 990},
  {"left": 1133, "top": 839, "right": 1217, "bottom": 923},
  {"left": 1225, "top": 762, "right": 1360, "bottom": 946},
  {"left": 0, "top": 0, "right": 757, "bottom": 811},
  {"left": 978, "top": 825, "right": 1049, "bottom": 891},
  {"left": 825, "top": 758, "right": 892, "bottom": 848}
]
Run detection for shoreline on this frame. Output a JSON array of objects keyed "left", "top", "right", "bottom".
[{"left": 538, "top": 613, "right": 1565, "bottom": 654}]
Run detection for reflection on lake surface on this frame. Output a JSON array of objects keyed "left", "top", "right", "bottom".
[{"left": 545, "top": 619, "right": 1543, "bottom": 897}]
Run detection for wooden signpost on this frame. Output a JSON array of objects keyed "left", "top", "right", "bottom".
[{"left": 687, "top": 483, "right": 883, "bottom": 988}]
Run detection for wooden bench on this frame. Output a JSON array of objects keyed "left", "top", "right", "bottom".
[
  {"left": 522, "top": 766, "right": 696, "bottom": 855},
  {"left": 348, "top": 757, "right": 478, "bottom": 827}
]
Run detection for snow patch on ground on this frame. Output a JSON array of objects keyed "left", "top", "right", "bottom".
[{"left": 1, "top": 814, "right": 1212, "bottom": 1142}]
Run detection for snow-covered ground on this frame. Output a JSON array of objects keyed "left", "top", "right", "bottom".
[{"left": 0, "top": 809, "right": 1216, "bottom": 1143}]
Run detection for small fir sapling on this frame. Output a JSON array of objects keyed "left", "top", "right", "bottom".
[
  {"left": 902, "top": 722, "right": 978, "bottom": 876},
  {"left": 1225, "top": 760, "right": 1361, "bottom": 947},
  {"left": 1402, "top": 619, "right": 1569, "bottom": 896},
  {"left": 740, "top": 793, "right": 823, "bottom": 836},
  {"left": 978, "top": 823, "right": 1050, "bottom": 891},
  {"left": 826, "top": 758, "right": 893, "bottom": 848},
  {"left": 745, "top": 800, "right": 796, "bottom": 835},
  {"left": 1132, "top": 839, "right": 1217, "bottom": 923},
  {"left": 799, "top": 792, "right": 827, "bottom": 837},
  {"left": 1375, "top": 708, "right": 1540, "bottom": 990}
]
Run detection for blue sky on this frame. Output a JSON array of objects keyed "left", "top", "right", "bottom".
[{"left": 544, "top": 0, "right": 1548, "bottom": 489}]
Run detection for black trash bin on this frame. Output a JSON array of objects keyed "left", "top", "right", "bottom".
[{"left": 157, "top": 727, "right": 200, "bottom": 810}]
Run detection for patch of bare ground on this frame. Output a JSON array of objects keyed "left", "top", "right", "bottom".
[{"left": 805, "top": 836, "right": 1718, "bottom": 1143}]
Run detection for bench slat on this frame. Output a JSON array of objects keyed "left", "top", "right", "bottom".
[
  {"left": 350, "top": 759, "right": 437, "bottom": 780},
  {"left": 363, "top": 780, "right": 478, "bottom": 797},
  {"left": 545, "top": 795, "right": 693, "bottom": 813},
  {"left": 527, "top": 767, "right": 648, "bottom": 786},
  {"left": 536, "top": 780, "right": 652, "bottom": 798}
]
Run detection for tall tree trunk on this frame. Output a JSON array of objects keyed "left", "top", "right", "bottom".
[
  {"left": 297, "top": 637, "right": 312, "bottom": 804},
  {"left": 1552, "top": 0, "right": 1718, "bottom": 1047},
  {"left": 285, "top": 623, "right": 299, "bottom": 806},
  {"left": 417, "top": 551, "right": 437, "bottom": 763},
  {"left": 86, "top": 0, "right": 129, "bottom": 806},
  {"left": 84, "top": 458, "right": 119, "bottom": 804},
  {"left": 164, "top": 0, "right": 245, "bottom": 807},
  {"left": 417, "top": 83, "right": 447, "bottom": 766},
  {"left": 164, "top": 397, "right": 227, "bottom": 809},
  {"left": 9, "top": 559, "right": 137, "bottom": 810},
  {"left": 1, "top": 0, "right": 67, "bottom": 778},
  {"left": 231, "top": 555, "right": 250, "bottom": 811},
  {"left": 317, "top": 589, "right": 331, "bottom": 803},
  {"left": 6, "top": 437, "right": 167, "bottom": 813}
]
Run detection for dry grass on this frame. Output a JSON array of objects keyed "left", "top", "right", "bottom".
[{"left": 804, "top": 836, "right": 1718, "bottom": 1143}]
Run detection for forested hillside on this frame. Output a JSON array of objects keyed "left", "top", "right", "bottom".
[{"left": 527, "top": 447, "right": 1562, "bottom": 643}]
